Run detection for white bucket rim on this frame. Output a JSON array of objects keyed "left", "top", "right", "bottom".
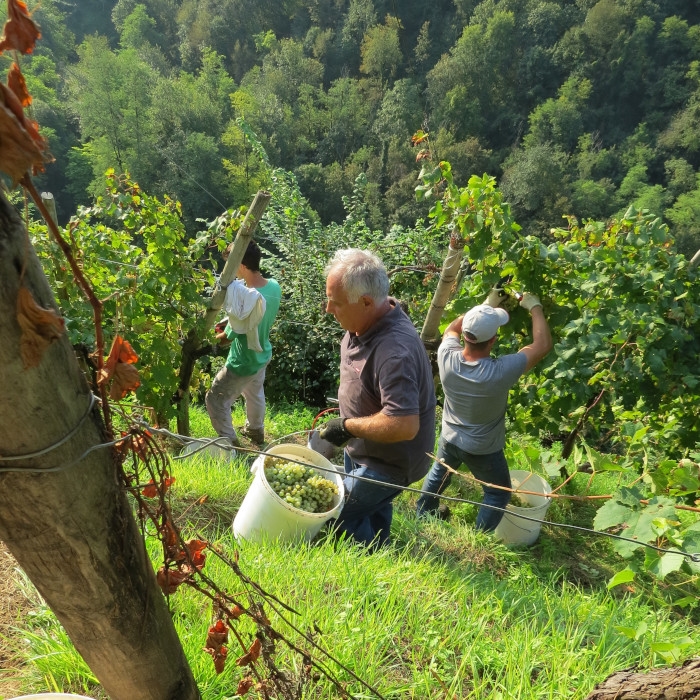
[
  {"left": 509, "top": 470, "right": 551, "bottom": 508},
  {"left": 258, "top": 444, "right": 344, "bottom": 518}
]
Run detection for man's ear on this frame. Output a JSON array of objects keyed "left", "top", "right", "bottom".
[{"left": 360, "top": 294, "right": 374, "bottom": 309}]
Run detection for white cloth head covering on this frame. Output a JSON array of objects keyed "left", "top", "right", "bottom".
[{"left": 224, "top": 279, "right": 267, "bottom": 352}]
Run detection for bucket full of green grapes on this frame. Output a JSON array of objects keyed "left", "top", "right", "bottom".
[{"left": 232, "top": 444, "right": 345, "bottom": 543}]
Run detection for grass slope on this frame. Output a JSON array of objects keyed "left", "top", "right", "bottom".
[{"left": 2, "top": 405, "right": 698, "bottom": 699}]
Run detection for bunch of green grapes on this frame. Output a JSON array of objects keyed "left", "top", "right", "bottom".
[{"left": 264, "top": 458, "right": 339, "bottom": 513}]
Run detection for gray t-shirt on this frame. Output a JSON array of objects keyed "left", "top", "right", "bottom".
[
  {"left": 439, "top": 337, "right": 527, "bottom": 454},
  {"left": 339, "top": 301, "right": 436, "bottom": 485}
]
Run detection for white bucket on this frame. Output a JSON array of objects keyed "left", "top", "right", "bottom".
[
  {"left": 179, "top": 438, "right": 236, "bottom": 461},
  {"left": 494, "top": 470, "right": 552, "bottom": 546},
  {"left": 233, "top": 443, "right": 345, "bottom": 543}
]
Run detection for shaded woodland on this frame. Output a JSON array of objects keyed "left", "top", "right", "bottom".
[{"left": 4, "top": 0, "right": 700, "bottom": 257}]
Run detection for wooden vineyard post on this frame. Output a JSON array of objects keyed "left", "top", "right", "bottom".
[
  {"left": 419, "top": 233, "right": 465, "bottom": 348},
  {"left": 0, "top": 191, "right": 201, "bottom": 700}
]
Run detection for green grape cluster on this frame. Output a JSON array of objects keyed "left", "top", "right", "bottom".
[{"left": 264, "top": 458, "right": 339, "bottom": 513}]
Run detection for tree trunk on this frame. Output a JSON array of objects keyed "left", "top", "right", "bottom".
[
  {"left": 0, "top": 191, "right": 200, "bottom": 700},
  {"left": 585, "top": 658, "right": 700, "bottom": 700},
  {"left": 175, "top": 190, "right": 271, "bottom": 435},
  {"left": 419, "top": 234, "right": 464, "bottom": 345}
]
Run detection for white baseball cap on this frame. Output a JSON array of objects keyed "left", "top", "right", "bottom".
[{"left": 461, "top": 304, "right": 509, "bottom": 343}]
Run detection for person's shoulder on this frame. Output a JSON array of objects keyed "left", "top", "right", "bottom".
[
  {"left": 438, "top": 336, "right": 462, "bottom": 357},
  {"left": 440, "top": 335, "right": 462, "bottom": 349},
  {"left": 263, "top": 278, "right": 282, "bottom": 296},
  {"left": 495, "top": 351, "right": 527, "bottom": 372}
]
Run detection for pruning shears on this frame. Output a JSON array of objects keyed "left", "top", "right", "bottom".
[{"left": 496, "top": 274, "right": 523, "bottom": 301}]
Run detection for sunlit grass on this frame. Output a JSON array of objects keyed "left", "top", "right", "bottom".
[{"left": 9, "top": 405, "right": 700, "bottom": 699}]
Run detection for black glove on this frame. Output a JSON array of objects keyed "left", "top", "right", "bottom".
[
  {"left": 318, "top": 417, "right": 353, "bottom": 447},
  {"left": 484, "top": 287, "right": 508, "bottom": 308}
]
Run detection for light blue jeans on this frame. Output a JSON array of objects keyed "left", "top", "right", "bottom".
[
  {"left": 416, "top": 436, "right": 511, "bottom": 532},
  {"left": 333, "top": 451, "right": 404, "bottom": 549}
]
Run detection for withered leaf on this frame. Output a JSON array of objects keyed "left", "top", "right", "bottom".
[
  {"left": 161, "top": 520, "right": 179, "bottom": 548},
  {"left": 236, "top": 677, "right": 254, "bottom": 695},
  {"left": 184, "top": 539, "right": 207, "bottom": 570},
  {"left": 235, "top": 638, "right": 261, "bottom": 667},
  {"left": 115, "top": 431, "right": 152, "bottom": 461},
  {"left": 0, "top": 82, "right": 49, "bottom": 184},
  {"left": 118, "top": 338, "right": 138, "bottom": 363},
  {"left": 99, "top": 335, "right": 138, "bottom": 385},
  {"left": 16, "top": 286, "right": 65, "bottom": 369},
  {"left": 109, "top": 361, "right": 140, "bottom": 400},
  {"left": 203, "top": 645, "right": 228, "bottom": 674},
  {"left": 140, "top": 475, "right": 173, "bottom": 499},
  {"left": 8, "top": 62, "right": 31, "bottom": 106},
  {"left": 0, "top": 0, "right": 41, "bottom": 55},
  {"left": 205, "top": 619, "right": 228, "bottom": 649},
  {"left": 156, "top": 566, "right": 190, "bottom": 595}
]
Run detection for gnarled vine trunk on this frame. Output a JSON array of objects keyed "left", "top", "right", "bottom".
[
  {"left": 585, "top": 657, "right": 700, "bottom": 699},
  {"left": 0, "top": 191, "right": 200, "bottom": 699}
]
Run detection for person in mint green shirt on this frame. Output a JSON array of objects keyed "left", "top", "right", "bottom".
[{"left": 205, "top": 241, "right": 281, "bottom": 446}]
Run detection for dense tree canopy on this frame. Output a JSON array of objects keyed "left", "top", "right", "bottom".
[{"left": 2, "top": 0, "right": 700, "bottom": 257}]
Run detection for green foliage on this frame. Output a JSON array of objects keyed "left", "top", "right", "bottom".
[
  {"left": 10, "top": 0, "right": 700, "bottom": 255},
  {"left": 419, "top": 161, "right": 700, "bottom": 583},
  {"left": 31, "top": 170, "right": 224, "bottom": 422},
  {"left": 359, "top": 15, "right": 403, "bottom": 87}
]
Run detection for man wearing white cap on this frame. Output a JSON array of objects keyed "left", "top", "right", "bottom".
[{"left": 416, "top": 289, "right": 552, "bottom": 531}]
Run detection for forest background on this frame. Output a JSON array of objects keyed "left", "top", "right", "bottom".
[{"left": 4, "top": 0, "right": 700, "bottom": 260}]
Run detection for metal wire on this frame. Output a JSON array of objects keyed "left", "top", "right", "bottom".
[
  {"left": 0, "top": 393, "right": 97, "bottom": 464},
  {"left": 3, "top": 416, "right": 698, "bottom": 563}
]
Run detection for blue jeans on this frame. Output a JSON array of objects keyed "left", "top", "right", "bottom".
[
  {"left": 416, "top": 437, "right": 511, "bottom": 532},
  {"left": 333, "top": 451, "right": 404, "bottom": 549}
]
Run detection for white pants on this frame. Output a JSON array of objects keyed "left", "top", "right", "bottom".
[{"left": 205, "top": 365, "right": 267, "bottom": 440}]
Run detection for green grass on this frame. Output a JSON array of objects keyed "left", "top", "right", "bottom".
[{"left": 5, "top": 405, "right": 699, "bottom": 699}]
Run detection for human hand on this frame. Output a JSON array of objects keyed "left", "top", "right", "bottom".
[
  {"left": 484, "top": 286, "right": 508, "bottom": 308},
  {"left": 318, "top": 417, "right": 352, "bottom": 447},
  {"left": 519, "top": 292, "right": 542, "bottom": 311}
]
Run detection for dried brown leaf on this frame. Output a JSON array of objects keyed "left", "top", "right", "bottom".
[
  {"left": 16, "top": 286, "right": 65, "bottom": 368},
  {"left": 235, "top": 638, "right": 261, "bottom": 667},
  {"left": 108, "top": 361, "right": 140, "bottom": 399},
  {"left": 0, "top": 0, "right": 41, "bottom": 55},
  {"left": 8, "top": 62, "right": 31, "bottom": 106}
]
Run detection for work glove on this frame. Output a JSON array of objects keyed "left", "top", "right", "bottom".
[
  {"left": 318, "top": 417, "right": 353, "bottom": 447},
  {"left": 519, "top": 292, "right": 542, "bottom": 311}
]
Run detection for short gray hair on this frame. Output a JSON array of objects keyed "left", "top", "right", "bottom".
[{"left": 325, "top": 248, "right": 389, "bottom": 304}]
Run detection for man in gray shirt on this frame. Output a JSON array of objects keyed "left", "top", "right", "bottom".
[
  {"left": 416, "top": 290, "right": 552, "bottom": 531},
  {"left": 319, "top": 249, "right": 436, "bottom": 548}
]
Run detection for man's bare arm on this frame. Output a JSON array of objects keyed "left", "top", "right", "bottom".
[
  {"left": 344, "top": 412, "right": 419, "bottom": 443},
  {"left": 519, "top": 306, "right": 553, "bottom": 372}
]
